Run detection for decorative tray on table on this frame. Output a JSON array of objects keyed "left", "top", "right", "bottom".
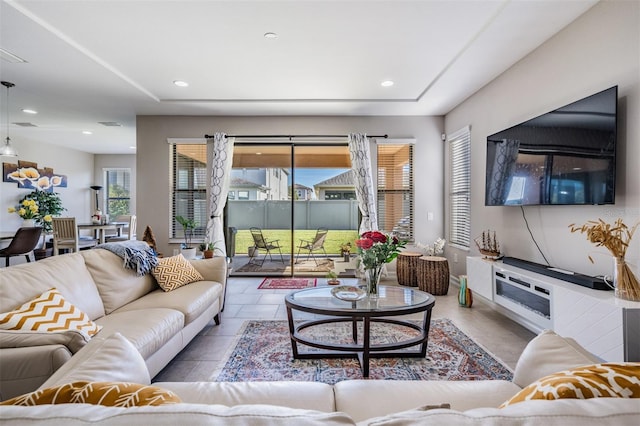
[{"left": 331, "top": 285, "right": 366, "bottom": 301}]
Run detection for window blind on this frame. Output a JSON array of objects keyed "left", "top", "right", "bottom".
[
  {"left": 172, "top": 144, "right": 207, "bottom": 241},
  {"left": 377, "top": 144, "right": 414, "bottom": 242},
  {"left": 448, "top": 127, "right": 471, "bottom": 249}
]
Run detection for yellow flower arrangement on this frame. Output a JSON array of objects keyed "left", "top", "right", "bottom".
[{"left": 8, "top": 199, "right": 40, "bottom": 220}]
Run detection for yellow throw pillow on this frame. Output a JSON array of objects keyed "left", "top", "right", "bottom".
[
  {"left": 501, "top": 363, "right": 640, "bottom": 407},
  {"left": 152, "top": 254, "right": 204, "bottom": 291},
  {"left": 0, "top": 288, "right": 101, "bottom": 338},
  {"left": 0, "top": 381, "right": 181, "bottom": 407}
]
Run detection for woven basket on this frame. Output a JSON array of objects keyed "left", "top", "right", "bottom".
[
  {"left": 417, "top": 256, "right": 450, "bottom": 295},
  {"left": 396, "top": 251, "right": 422, "bottom": 287}
]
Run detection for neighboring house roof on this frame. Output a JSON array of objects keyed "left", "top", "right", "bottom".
[
  {"left": 314, "top": 170, "right": 354, "bottom": 188},
  {"left": 291, "top": 183, "right": 313, "bottom": 191},
  {"left": 230, "top": 177, "right": 264, "bottom": 188}
]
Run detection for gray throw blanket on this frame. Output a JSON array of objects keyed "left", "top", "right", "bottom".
[{"left": 96, "top": 240, "right": 159, "bottom": 276}]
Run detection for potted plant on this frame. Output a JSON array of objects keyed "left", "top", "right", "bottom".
[
  {"left": 341, "top": 242, "right": 352, "bottom": 263},
  {"left": 175, "top": 215, "right": 197, "bottom": 259},
  {"left": 199, "top": 242, "right": 223, "bottom": 259},
  {"left": 326, "top": 270, "right": 340, "bottom": 285}
]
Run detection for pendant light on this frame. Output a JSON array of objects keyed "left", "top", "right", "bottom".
[{"left": 1, "top": 81, "right": 18, "bottom": 157}]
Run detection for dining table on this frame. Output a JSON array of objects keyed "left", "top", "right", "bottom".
[{"left": 77, "top": 222, "right": 127, "bottom": 244}]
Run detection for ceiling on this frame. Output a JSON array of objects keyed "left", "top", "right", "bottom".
[{"left": 0, "top": 0, "right": 597, "bottom": 154}]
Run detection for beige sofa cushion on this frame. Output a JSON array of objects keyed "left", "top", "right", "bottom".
[
  {"left": 0, "top": 253, "right": 105, "bottom": 320},
  {"left": 0, "top": 329, "right": 88, "bottom": 354},
  {"left": 0, "top": 345, "right": 72, "bottom": 401},
  {"left": 158, "top": 381, "right": 336, "bottom": 413},
  {"left": 0, "top": 403, "right": 357, "bottom": 425},
  {"left": 114, "top": 281, "right": 222, "bottom": 325},
  {"left": 95, "top": 309, "right": 184, "bottom": 359},
  {"left": 41, "top": 332, "right": 150, "bottom": 389},
  {"left": 334, "top": 380, "right": 520, "bottom": 423},
  {"left": 512, "top": 329, "right": 601, "bottom": 388},
  {"left": 82, "top": 249, "right": 157, "bottom": 314},
  {"left": 355, "top": 398, "right": 640, "bottom": 425}
]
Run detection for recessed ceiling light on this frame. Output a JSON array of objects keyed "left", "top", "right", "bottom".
[
  {"left": 22, "top": 108, "right": 37, "bottom": 114},
  {"left": 129, "top": 146, "right": 136, "bottom": 150},
  {"left": 381, "top": 80, "right": 394, "bottom": 87},
  {"left": 82, "top": 130, "right": 93, "bottom": 135},
  {"left": 256, "top": 152, "right": 262, "bottom": 155},
  {"left": 173, "top": 80, "right": 189, "bottom": 87},
  {"left": 263, "top": 32, "right": 278, "bottom": 39}
]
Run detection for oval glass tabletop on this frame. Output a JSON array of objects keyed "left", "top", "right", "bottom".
[{"left": 285, "top": 285, "right": 434, "bottom": 313}]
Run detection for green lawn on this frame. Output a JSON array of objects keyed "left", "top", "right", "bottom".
[{"left": 233, "top": 229, "right": 359, "bottom": 255}]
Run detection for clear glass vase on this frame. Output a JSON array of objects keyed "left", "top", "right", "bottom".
[
  {"left": 365, "top": 266, "right": 383, "bottom": 300},
  {"left": 613, "top": 256, "right": 640, "bottom": 302}
]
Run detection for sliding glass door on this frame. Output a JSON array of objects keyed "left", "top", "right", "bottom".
[{"left": 227, "top": 143, "right": 359, "bottom": 277}]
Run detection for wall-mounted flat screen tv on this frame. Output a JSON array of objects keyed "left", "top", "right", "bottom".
[{"left": 485, "top": 86, "right": 617, "bottom": 206}]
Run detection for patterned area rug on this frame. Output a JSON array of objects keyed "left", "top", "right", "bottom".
[
  {"left": 235, "top": 258, "right": 334, "bottom": 273},
  {"left": 258, "top": 278, "right": 317, "bottom": 290},
  {"left": 216, "top": 319, "right": 513, "bottom": 384}
]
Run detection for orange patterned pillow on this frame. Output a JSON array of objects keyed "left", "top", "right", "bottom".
[
  {"left": 0, "top": 381, "right": 181, "bottom": 407},
  {"left": 501, "top": 363, "right": 640, "bottom": 407},
  {"left": 0, "top": 288, "right": 101, "bottom": 338},
  {"left": 152, "top": 254, "right": 204, "bottom": 291}
]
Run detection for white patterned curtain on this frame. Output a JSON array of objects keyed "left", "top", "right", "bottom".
[
  {"left": 348, "top": 133, "right": 378, "bottom": 233},
  {"left": 205, "top": 133, "right": 235, "bottom": 256}
]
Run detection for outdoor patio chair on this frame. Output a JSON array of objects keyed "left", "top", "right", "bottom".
[
  {"left": 0, "top": 226, "right": 43, "bottom": 267},
  {"left": 249, "top": 227, "right": 284, "bottom": 266},
  {"left": 295, "top": 227, "right": 328, "bottom": 265}
]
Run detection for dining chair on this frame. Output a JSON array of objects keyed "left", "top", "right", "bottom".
[
  {"left": 52, "top": 217, "right": 97, "bottom": 255},
  {"left": 0, "top": 227, "right": 43, "bottom": 267},
  {"left": 106, "top": 215, "right": 137, "bottom": 241}
]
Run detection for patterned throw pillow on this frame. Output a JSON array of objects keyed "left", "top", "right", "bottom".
[
  {"left": 0, "top": 381, "right": 181, "bottom": 407},
  {"left": 501, "top": 363, "right": 640, "bottom": 407},
  {"left": 0, "top": 288, "right": 101, "bottom": 338},
  {"left": 152, "top": 254, "right": 204, "bottom": 291}
]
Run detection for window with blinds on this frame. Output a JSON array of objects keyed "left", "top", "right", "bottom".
[
  {"left": 377, "top": 143, "right": 414, "bottom": 242},
  {"left": 105, "top": 169, "right": 131, "bottom": 217},
  {"left": 448, "top": 127, "right": 471, "bottom": 249},
  {"left": 172, "top": 144, "right": 207, "bottom": 241}
]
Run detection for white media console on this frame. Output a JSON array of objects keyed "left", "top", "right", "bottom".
[{"left": 466, "top": 256, "right": 640, "bottom": 362}]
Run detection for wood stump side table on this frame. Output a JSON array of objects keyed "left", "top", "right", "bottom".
[
  {"left": 417, "top": 256, "right": 450, "bottom": 295},
  {"left": 397, "top": 251, "right": 422, "bottom": 287}
]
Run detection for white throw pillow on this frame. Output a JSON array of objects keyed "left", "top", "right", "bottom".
[
  {"left": 512, "top": 329, "right": 600, "bottom": 388},
  {"left": 40, "top": 332, "right": 150, "bottom": 389}
]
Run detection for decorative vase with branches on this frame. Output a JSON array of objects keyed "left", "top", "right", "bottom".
[{"left": 569, "top": 218, "right": 639, "bottom": 301}]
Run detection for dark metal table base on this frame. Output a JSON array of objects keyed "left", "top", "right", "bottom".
[{"left": 286, "top": 310, "right": 433, "bottom": 377}]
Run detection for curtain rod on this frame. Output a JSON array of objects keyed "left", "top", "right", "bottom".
[{"left": 204, "top": 134, "right": 388, "bottom": 139}]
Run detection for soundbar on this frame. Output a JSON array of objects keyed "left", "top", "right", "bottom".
[{"left": 501, "top": 257, "right": 611, "bottom": 291}]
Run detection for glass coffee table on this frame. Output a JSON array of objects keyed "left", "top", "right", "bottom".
[{"left": 284, "top": 284, "right": 436, "bottom": 377}]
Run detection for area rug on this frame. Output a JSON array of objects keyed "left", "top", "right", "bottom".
[
  {"left": 258, "top": 278, "right": 317, "bottom": 290},
  {"left": 236, "top": 258, "right": 334, "bottom": 273},
  {"left": 215, "top": 319, "right": 512, "bottom": 384}
]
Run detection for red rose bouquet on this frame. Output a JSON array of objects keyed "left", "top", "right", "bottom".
[{"left": 356, "top": 231, "right": 406, "bottom": 297}]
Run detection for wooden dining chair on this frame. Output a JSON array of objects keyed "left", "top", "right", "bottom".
[
  {"left": 0, "top": 227, "right": 43, "bottom": 267},
  {"left": 106, "top": 215, "right": 137, "bottom": 241},
  {"left": 52, "top": 217, "right": 97, "bottom": 255}
]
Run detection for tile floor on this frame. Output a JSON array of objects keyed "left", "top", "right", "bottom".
[{"left": 153, "top": 275, "right": 536, "bottom": 383}]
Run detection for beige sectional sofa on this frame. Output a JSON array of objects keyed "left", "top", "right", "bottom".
[
  {"left": 0, "top": 328, "right": 639, "bottom": 424},
  {"left": 0, "top": 249, "right": 227, "bottom": 400},
  {"left": 1, "top": 251, "right": 639, "bottom": 424}
]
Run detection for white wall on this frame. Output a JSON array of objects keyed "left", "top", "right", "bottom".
[
  {"left": 136, "top": 115, "right": 444, "bottom": 257},
  {"left": 0, "top": 138, "right": 95, "bottom": 267},
  {"left": 444, "top": 0, "right": 639, "bottom": 278},
  {"left": 93, "top": 154, "right": 137, "bottom": 217}
]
